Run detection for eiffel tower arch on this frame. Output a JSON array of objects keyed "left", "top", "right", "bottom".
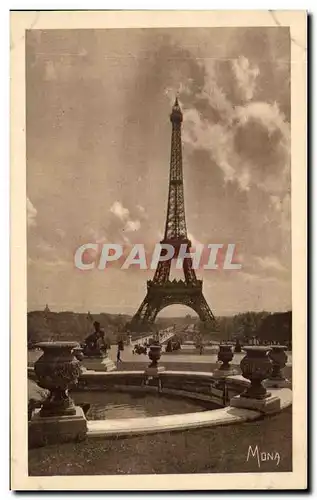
[
  {"left": 127, "top": 98, "right": 216, "bottom": 333},
  {"left": 130, "top": 280, "right": 214, "bottom": 326}
]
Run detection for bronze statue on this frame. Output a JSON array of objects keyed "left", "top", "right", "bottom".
[{"left": 82, "top": 321, "right": 108, "bottom": 356}]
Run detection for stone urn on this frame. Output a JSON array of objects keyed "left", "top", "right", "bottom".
[
  {"left": 148, "top": 343, "right": 162, "bottom": 368},
  {"left": 240, "top": 346, "right": 273, "bottom": 399},
  {"left": 268, "top": 345, "right": 288, "bottom": 380},
  {"left": 34, "top": 341, "right": 82, "bottom": 417},
  {"left": 217, "top": 344, "right": 234, "bottom": 371}
]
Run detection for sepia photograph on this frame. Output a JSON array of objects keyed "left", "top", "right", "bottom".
[{"left": 10, "top": 10, "right": 307, "bottom": 491}]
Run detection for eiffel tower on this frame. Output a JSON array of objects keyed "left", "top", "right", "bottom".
[{"left": 128, "top": 98, "right": 215, "bottom": 332}]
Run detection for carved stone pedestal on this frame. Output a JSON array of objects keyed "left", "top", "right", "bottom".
[
  {"left": 30, "top": 341, "right": 88, "bottom": 447},
  {"left": 144, "top": 365, "right": 165, "bottom": 377},
  {"left": 29, "top": 406, "right": 87, "bottom": 448},
  {"left": 230, "top": 394, "right": 281, "bottom": 414},
  {"left": 230, "top": 346, "right": 281, "bottom": 414}
]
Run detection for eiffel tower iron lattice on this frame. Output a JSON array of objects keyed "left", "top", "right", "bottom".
[{"left": 128, "top": 98, "right": 215, "bottom": 332}]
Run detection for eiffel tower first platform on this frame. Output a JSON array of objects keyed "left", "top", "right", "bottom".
[{"left": 127, "top": 98, "right": 215, "bottom": 333}]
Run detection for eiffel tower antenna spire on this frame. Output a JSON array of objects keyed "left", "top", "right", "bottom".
[{"left": 128, "top": 99, "right": 215, "bottom": 332}]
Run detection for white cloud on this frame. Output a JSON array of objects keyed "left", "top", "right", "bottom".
[
  {"left": 110, "top": 201, "right": 141, "bottom": 233},
  {"left": 197, "top": 60, "right": 234, "bottom": 121},
  {"left": 136, "top": 204, "right": 149, "bottom": 220},
  {"left": 270, "top": 193, "right": 291, "bottom": 233},
  {"left": 183, "top": 95, "right": 290, "bottom": 196},
  {"left": 234, "top": 101, "right": 291, "bottom": 195},
  {"left": 28, "top": 256, "right": 70, "bottom": 269},
  {"left": 110, "top": 201, "right": 129, "bottom": 221},
  {"left": 232, "top": 56, "right": 259, "bottom": 101},
  {"left": 125, "top": 219, "right": 141, "bottom": 232},
  {"left": 164, "top": 82, "right": 193, "bottom": 106},
  {"left": 27, "top": 198, "right": 37, "bottom": 227},
  {"left": 239, "top": 271, "right": 260, "bottom": 282},
  {"left": 235, "top": 101, "right": 290, "bottom": 140},
  {"left": 122, "top": 235, "right": 131, "bottom": 245},
  {"left": 182, "top": 110, "right": 238, "bottom": 185},
  {"left": 86, "top": 228, "right": 108, "bottom": 244},
  {"left": 45, "top": 259, "right": 70, "bottom": 268},
  {"left": 37, "top": 240, "right": 55, "bottom": 256},
  {"left": 255, "top": 256, "right": 287, "bottom": 273},
  {"left": 178, "top": 50, "right": 290, "bottom": 201}
]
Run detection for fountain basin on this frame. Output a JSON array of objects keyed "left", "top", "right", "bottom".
[
  {"left": 74, "top": 390, "right": 220, "bottom": 420},
  {"left": 28, "top": 368, "right": 292, "bottom": 439}
]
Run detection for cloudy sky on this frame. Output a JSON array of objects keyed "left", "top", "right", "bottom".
[{"left": 26, "top": 27, "right": 291, "bottom": 316}]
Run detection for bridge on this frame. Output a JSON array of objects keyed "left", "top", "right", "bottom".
[
  {"left": 129, "top": 324, "right": 197, "bottom": 347},
  {"left": 129, "top": 326, "right": 176, "bottom": 347}
]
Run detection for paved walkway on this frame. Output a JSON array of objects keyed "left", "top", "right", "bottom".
[
  {"left": 27, "top": 345, "right": 292, "bottom": 368},
  {"left": 109, "top": 345, "right": 292, "bottom": 366}
]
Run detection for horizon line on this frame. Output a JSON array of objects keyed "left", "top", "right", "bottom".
[{"left": 27, "top": 308, "right": 292, "bottom": 318}]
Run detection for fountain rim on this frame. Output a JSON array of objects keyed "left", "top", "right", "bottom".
[
  {"left": 83, "top": 384, "right": 292, "bottom": 438},
  {"left": 35, "top": 341, "right": 80, "bottom": 350}
]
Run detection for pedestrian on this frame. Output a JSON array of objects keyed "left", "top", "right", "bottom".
[
  {"left": 117, "top": 339, "right": 124, "bottom": 363},
  {"left": 117, "top": 347, "right": 121, "bottom": 363}
]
